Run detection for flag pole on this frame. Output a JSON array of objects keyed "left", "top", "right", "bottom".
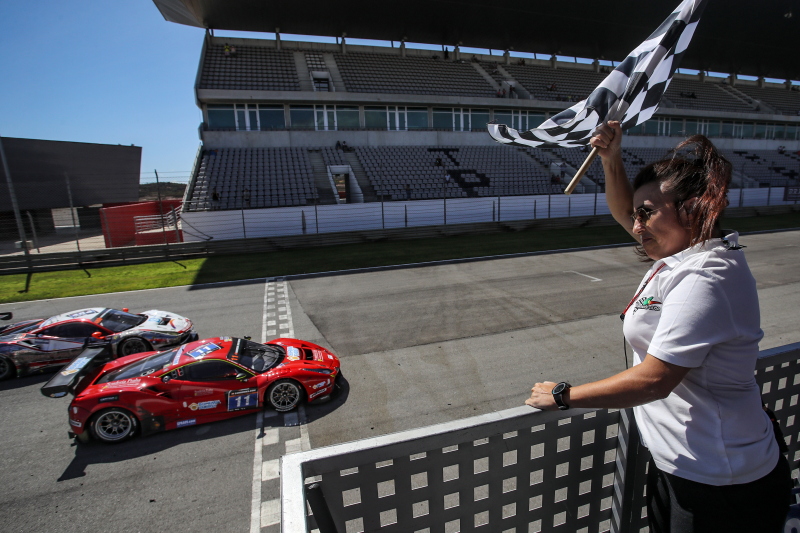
[{"left": 564, "top": 146, "right": 599, "bottom": 195}]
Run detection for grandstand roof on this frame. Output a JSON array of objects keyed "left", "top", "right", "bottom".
[{"left": 153, "top": 0, "right": 800, "bottom": 81}]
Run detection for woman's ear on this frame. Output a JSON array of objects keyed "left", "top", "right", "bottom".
[{"left": 680, "top": 197, "right": 698, "bottom": 227}]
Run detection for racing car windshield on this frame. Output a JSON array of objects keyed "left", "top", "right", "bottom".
[
  {"left": 239, "top": 341, "right": 285, "bottom": 373},
  {"left": 98, "top": 309, "right": 147, "bottom": 333},
  {"left": 96, "top": 349, "right": 177, "bottom": 383}
]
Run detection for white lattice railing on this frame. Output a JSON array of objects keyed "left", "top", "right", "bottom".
[
  {"left": 133, "top": 206, "right": 182, "bottom": 234},
  {"left": 281, "top": 342, "right": 800, "bottom": 533}
]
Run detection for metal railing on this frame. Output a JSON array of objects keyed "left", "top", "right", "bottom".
[
  {"left": 133, "top": 206, "right": 181, "bottom": 234},
  {"left": 178, "top": 189, "right": 798, "bottom": 244},
  {"left": 281, "top": 342, "right": 800, "bottom": 532}
]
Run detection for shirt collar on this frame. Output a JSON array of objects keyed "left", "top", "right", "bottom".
[{"left": 657, "top": 230, "right": 740, "bottom": 268}]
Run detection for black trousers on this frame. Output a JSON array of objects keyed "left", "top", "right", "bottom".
[{"left": 646, "top": 455, "right": 792, "bottom": 533}]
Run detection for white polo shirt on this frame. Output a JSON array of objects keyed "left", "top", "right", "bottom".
[{"left": 622, "top": 231, "right": 778, "bottom": 486}]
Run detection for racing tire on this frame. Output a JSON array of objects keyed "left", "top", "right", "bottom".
[
  {"left": 266, "top": 379, "right": 304, "bottom": 412},
  {"left": 0, "top": 356, "right": 15, "bottom": 381},
  {"left": 118, "top": 337, "right": 151, "bottom": 357},
  {"left": 90, "top": 408, "right": 138, "bottom": 444}
]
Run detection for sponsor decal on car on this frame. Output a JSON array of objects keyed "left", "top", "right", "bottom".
[
  {"left": 171, "top": 346, "right": 187, "bottom": 366},
  {"left": 66, "top": 309, "right": 98, "bottom": 319},
  {"left": 194, "top": 389, "right": 214, "bottom": 397},
  {"left": 227, "top": 387, "right": 259, "bottom": 412},
  {"left": 312, "top": 380, "right": 329, "bottom": 390},
  {"left": 176, "top": 419, "right": 196, "bottom": 428},
  {"left": 69, "top": 419, "right": 82, "bottom": 428},
  {"left": 102, "top": 378, "right": 142, "bottom": 390},
  {"left": 221, "top": 336, "right": 232, "bottom": 342},
  {"left": 309, "top": 389, "right": 327, "bottom": 400},
  {"left": 60, "top": 356, "right": 92, "bottom": 376},
  {"left": 286, "top": 346, "right": 301, "bottom": 361},
  {"left": 98, "top": 395, "right": 119, "bottom": 403},
  {"left": 189, "top": 400, "right": 221, "bottom": 411},
  {"left": 185, "top": 343, "right": 221, "bottom": 360}
]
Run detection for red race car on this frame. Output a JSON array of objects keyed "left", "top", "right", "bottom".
[{"left": 41, "top": 336, "right": 340, "bottom": 443}]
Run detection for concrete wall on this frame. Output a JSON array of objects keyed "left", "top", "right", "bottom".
[
  {"left": 181, "top": 187, "right": 798, "bottom": 242},
  {"left": 201, "top": 128, "right": 800, "bottom": 152},
  {"left": 0, "top": 137, "right": 141, "bottom": 212}
]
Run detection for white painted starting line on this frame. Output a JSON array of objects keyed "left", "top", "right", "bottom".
[{"left": 251, "top": 278, "right": 310, "bottom": 532}]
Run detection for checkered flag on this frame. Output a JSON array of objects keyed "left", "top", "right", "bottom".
[{"left": 488, "top": 0, "right": 708, "bottom": 148}]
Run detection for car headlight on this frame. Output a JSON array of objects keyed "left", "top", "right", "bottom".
[{"left": 306, "top": 368, "right": 333, "bottom": 374}]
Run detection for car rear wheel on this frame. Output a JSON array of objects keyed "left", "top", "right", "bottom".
[
  {"left": 266, "top": 379, "right": 304, "bottom": 412},
  {"left": 90, "top": 408, "right": 138, "bottom": 443},
  {"left": 118, "top": 337, "right": 150, "bottom": 356},
  {"left": 0, "top": 356, "right": 15, "bottom": 381}
]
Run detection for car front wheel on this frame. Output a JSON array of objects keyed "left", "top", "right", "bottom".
[
  {"left": 266, "top": 379, "right": 304, "bottom": 412},
  {"left": 90, "top": 408, "right": 138, "bottom": 443},
  {"left": 118, "top": 337, "right": 150, "bottom": 356}
]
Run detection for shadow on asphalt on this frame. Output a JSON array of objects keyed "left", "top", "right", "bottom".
[
  {"left": 304, "top": 373, "right": 350, "bottom": 424},
  {"left": 0, "top": 372, "right": 52, "bottom": 391},
  {"left": 58, "top": 374, "right": 350, "bottom": 481}
]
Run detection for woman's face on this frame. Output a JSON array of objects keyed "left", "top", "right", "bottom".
[{"left": 632, "top": 181, "right": 692, "bottom": 261}]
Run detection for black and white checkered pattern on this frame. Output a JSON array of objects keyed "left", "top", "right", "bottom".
[{"left": 488, "top": 0, "right": 708, "bottom": 149}]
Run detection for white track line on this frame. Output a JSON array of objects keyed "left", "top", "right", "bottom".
[
  {"left": 250, "top": 277, "right": 274, "bottom": 533},
  {"left": 564, "top": 270, "right": 602, "bottom": 282},
  {"left": 249, "top": 411, "right": 265, "bottom": 533},
  {"left": 251, "top": 278, "right": 301, "bottom": 531}
]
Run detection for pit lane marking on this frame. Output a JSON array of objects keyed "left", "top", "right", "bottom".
[{"left": 564, "top": 270, "right": 602, "bottom": 282}]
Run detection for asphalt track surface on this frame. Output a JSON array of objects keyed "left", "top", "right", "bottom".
[{"left": 1, "top": 230, "right": 798, "bottom": 533}]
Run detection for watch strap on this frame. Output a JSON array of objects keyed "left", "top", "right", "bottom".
[{"left": 553, "top": 382, "right": 571, "bottom": 410}]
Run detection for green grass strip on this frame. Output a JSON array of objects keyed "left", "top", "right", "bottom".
[{"left": 1, "top": 211, "right": 798, "bottom": 304}]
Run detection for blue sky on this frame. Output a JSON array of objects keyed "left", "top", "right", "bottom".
[{"left": 0, "top": 2, "right": 206, "bottom": 182}]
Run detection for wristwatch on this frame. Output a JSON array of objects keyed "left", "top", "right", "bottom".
[{"left": 552, "top": 382, "right": 572, "bottom": 410}]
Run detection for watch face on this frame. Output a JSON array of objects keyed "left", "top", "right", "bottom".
[{"left": 553, "top": 383, "right": 567, "bottom": 394}]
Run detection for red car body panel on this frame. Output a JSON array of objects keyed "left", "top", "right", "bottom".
[{"left": 66, "top": 337, "right": 340, "bottom": 439}]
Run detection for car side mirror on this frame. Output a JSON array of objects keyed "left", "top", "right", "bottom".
[
  {"left": 236, "top": 373, "right": 249, "bottom": 380},
  {"left": 91, "top": 332, "right": 105, "bottom": 339}
]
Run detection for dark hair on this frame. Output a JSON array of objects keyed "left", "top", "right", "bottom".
[{"left": 633, "top": 135, "right": 732, "bottom": 247}]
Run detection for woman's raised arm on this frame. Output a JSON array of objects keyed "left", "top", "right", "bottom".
[{"left": 590, "top": 121, "right": 638, "bottom": 241}]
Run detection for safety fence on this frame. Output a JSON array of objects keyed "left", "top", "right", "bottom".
[
  {"left": 281, "top": 342, "right": 800, "bottom": 532},
  {"left": 1, "top": 180, "right": 797, "bottom": 273},
  {"left": 178, "top": 187, "right": 797, "bottom": 243},
  {"left": 0, "top": 174, "right": 190, "bottom": 256}
]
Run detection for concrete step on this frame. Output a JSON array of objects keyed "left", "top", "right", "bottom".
[
  {"left": 307, "top": 150, "right": 338, "bottom": 204},
  {"left": 293, "top": 51, "right": 314, "bottom": 92},
  {"left": 323, "top": 53, "right": 347, "bottom": 92},
  {"left": 343, "top": 152, "right": 378, "bottom": 202}
]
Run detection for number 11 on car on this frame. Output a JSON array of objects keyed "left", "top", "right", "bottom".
[{"left": 228, "top": 388, "right": 259, "bottom": 411}]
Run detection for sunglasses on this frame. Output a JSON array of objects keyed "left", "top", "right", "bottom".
[
  {"left": 630, "top": 200, "right": 686, "bottom": 225},
  {"left": 630, "top": 206, "right": 665, "bottom": 225}
]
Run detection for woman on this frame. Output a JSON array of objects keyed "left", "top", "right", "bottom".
[{"left": 525, "top": 121, "right": 791, "bottom": 532}]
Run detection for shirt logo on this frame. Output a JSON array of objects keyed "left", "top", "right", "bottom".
[{"left": 632, "top": 296, "right": 662, "bottom": 315}]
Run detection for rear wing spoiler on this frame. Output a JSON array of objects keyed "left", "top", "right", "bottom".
[{"left": 41, "top": 341, "right": 115, "bottom": 398}]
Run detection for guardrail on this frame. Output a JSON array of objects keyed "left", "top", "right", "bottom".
[
  {"left": 133, "top": 207, "right": 181, "bottom": 234},
  {"left": 0, "top": 203, "right": 797, "bottom": 275},
  {"left": 281, "top": 342, "right": 800, "bottom": 532}
]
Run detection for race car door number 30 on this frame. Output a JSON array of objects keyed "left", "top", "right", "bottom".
[{"left": 228, "top": 388, "right": 259, "bottom": 411}]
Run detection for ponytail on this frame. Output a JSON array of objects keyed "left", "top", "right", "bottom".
[{"left": 633, "top": 135, "right": 732, "bottom": 247}]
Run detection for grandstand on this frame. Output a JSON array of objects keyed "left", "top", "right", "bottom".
[
  {"left": 149, "top": 0, "right": 800, "bottom": 222},
  {"left": 183, "top": 36, "right": 800, "bottom": 214}
]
